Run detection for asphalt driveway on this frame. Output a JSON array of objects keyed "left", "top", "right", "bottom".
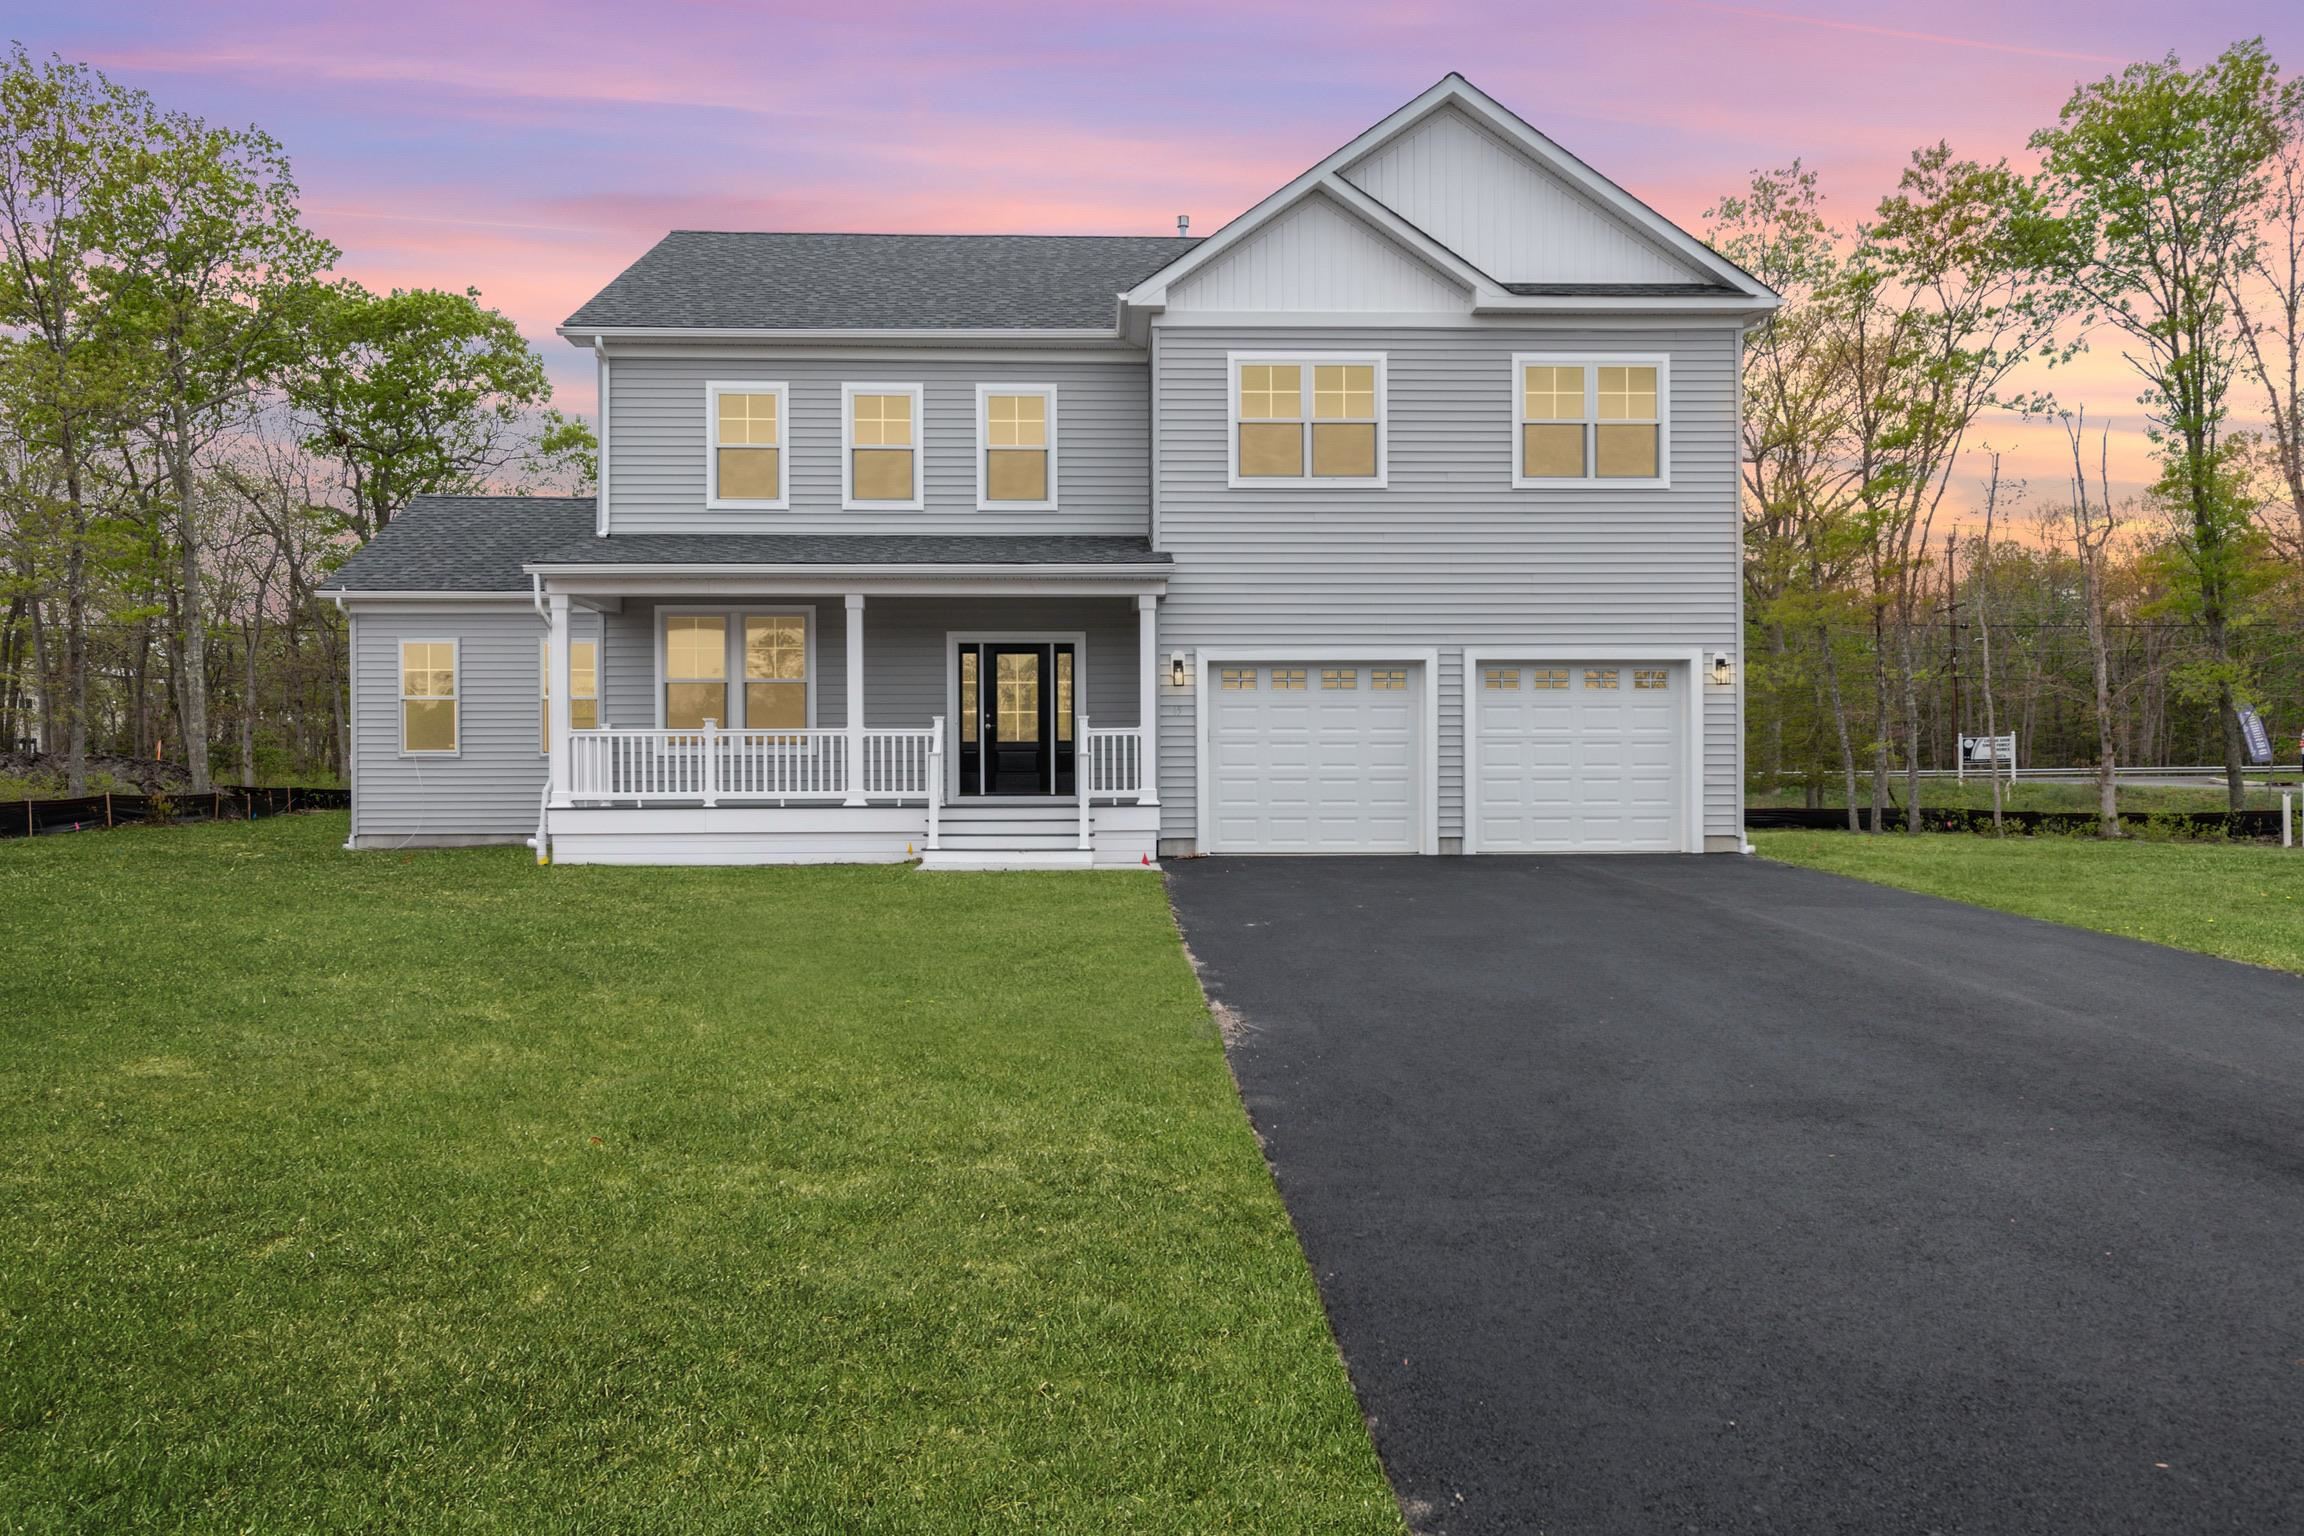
[{"left": 1167, "top": 854, "right": 2304, "bottom": 1536}]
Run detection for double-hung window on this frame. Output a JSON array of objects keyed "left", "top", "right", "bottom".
[
  {"left": 539, "top": 638, "right": 599, "bottom": 752},
  {"left": 977, "top": 384, "right": 1056, "bottom": 508},
  {"left": 399, "top": 640, "right": 457, "bottom": 755},
  {"left": 844, "top": 383, "right": 923, "bottom": 509},
  {"left": 1230, "top": 353, "right": 1385, "bottom": 486},
  {"left": 707, "top": 381, "right": 787, "bottom": 507},
  {"left": 661, "top": 610, "right": 813, "bottom": 730},
  {"left": 1512, "top": 355, "right": 1668, "bottom": 487}
]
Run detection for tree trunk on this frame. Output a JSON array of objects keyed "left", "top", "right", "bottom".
[
  {"left": 1820, "top": 625, "right": 1860, "bottom": 832},
  {"left": 61, "top": 454, "right": 89, "bottom": 794},
  {"left": 170, "top": 397, "right": 214, "bottom": 793}
]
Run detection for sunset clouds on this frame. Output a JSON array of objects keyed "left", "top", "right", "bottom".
[{"left": 25, "top": 0, "right": 2303, "bottom": 513}]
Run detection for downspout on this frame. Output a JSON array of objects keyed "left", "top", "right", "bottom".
[
  {"left": 330, "top": 590, "right": 355, "bottom": 849},
  {"left": 593, "top": 336, "right": 611, "bottom": 537},
  {"left": 528, "top": 572, "right": 551, "bottom": 860}
]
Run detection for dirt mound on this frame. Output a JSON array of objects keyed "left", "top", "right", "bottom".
[{"left": 0, "top": 749, "right": 197, "bottom": 794}]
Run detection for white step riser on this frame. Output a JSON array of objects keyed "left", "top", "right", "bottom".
[{"left": 919, "top": 850, "right": 1096, "bottom": 870}]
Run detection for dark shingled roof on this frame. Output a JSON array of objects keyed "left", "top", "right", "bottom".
[
  {"left": 324, "top": 495, "right": 597, "bottom": 592},
  {"left": 321, "top": 497, "right": 1168, "bottom": 592},
  {"left": 1499, "top": 281, "right": 1741, "bottom": 297},
  {"left": 562, "top": 232, "right": 1201, "bottom": 332},
  {"left": 530, "top": 533, "right": 1169, "bottom": 568}
]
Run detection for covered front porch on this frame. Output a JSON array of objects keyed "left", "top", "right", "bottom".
[{"left": 532, "top": 545, "right": 1166, "bottom": 867}]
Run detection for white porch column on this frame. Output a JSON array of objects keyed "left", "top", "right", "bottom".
[
  {"left": 547, "top": 592, "right": 573, "bottom": 804},
  {"left": 844, "top": 593, "right": 866, "bottom": 805},
  {"left": 1136, "top": 594, "right": 1160, "bottom": 806}
]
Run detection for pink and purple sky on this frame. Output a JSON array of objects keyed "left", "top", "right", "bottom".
[{"left": 15, "top": 0, "right": 2302, "bottom": 517}]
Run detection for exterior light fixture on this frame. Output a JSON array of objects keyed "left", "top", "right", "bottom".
[
  {"left": 1709, "top": 652, "right": 1736, "bottom": 687},
  {"left": 1169, "top": 652, "right": 1189, "bottom": 688}
]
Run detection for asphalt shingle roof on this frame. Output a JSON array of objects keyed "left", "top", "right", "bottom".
[
  {"left": 562, "top": 232, "right": 1201, "bottom": 332},
  {"left": 324, "top": 496, "right": 597, "bottom": 592},
  {"left": 321, "top": 497, "right": 1168, "bottom": 593}
]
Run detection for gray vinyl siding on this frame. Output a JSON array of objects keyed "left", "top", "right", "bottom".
[
  {"left": 350, "top": 606, "right": 585, "bottom": 842},
  {"left": 597, "top": 595, "right": 1140, "bottom": 733},
  {"left": 1149, "top": 321, "right": 1744, "bottom": 845},
  {"left": 606, "top": 355, "right": 1151, "bottom": 535}
]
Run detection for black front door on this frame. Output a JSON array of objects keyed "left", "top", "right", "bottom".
[{"left": 957, "top": 642, "right": 1075, "bottom": 796}]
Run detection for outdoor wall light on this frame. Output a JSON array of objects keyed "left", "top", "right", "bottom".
[
  {"left": 1709, "top": 652, "right": 1737, "bottom": 687},
  {"left": 1169, "top": 652, "right": 1190, "bottom": 688}
]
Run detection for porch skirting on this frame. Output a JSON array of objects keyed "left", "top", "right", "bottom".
[{"left": 545, "top": 803, "right": 1160, "bottom": 867}]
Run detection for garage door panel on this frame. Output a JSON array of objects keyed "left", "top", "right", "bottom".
[
  {"left": 1209, "top": 661, "right": 1424, "bottom": 853},
  {"left": 1474, "top": 660, "right": 1684, "bottom": 853}
]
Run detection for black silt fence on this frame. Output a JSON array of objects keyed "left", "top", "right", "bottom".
[
  {"left": 3, "top": 786, "right": 350, "bottom": 840},
  {"left": 1745, "top": 806, "right": 2286, "bottom": 839}
]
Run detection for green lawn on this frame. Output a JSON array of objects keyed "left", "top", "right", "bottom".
[
  {"left": 0, "top": 814, "right": 1399, "bottom": 1534},
  {"left": 1755, "top": 829, "right": 2304, "bottom": 975}
]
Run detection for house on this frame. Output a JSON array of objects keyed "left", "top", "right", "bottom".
[{"left": 320, "top": 74, "right": 1777, "bottom": 868}]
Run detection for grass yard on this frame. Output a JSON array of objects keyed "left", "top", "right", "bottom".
[
  {"left": 0, "top": 814, "right": 1400, "bottom": 1534},
  {"left": 1755, "top": 829, "right": 2304, "bottom": 975}
]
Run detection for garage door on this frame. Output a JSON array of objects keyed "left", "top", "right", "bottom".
[
  {"left": 1208, "top": 662, "right": 1422, "bottom": 852},
  {"left": 1472, "top": 662, "right": 1684, "bottom": 852}
]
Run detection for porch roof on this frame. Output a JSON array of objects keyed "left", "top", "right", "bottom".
[{"left": 528, "top": 532, "right": 1170, "bottom": 597}]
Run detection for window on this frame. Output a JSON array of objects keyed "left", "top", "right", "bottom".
[
  {"left": 1370, "top": 668, "right": 1407, "bottom": 691},
  {"left": 661, "top": 611, "right": 813, "bottom": 730},
  {"left": 1484, "top": 667, "right": 1520, "bottom": 690},
  {"left": 1220, "top": 667, "right": 1257, "bottom": 691},
  {"left": 1585, "top": 668, "right": 1620, "bottom": 691},
  {"left": 1634, "top": 668, "right": 1671, "bottom": 691},
  {"left": 844, "top": 383, "right": 923, "bottom": 507},
  {"left": 1231, "top": 354, "right": 1385, "bottom": 485},
  {"left": 1513, "top": 355, "right": 1668, "bottom": 486},
  {"left": 707, "top": 382, "right": 786, "bottom": 506},
  {"left": 745, "top": 616, "right": 807, "bottom": 730},
  {"left": 1271, "top": 668, "right": 1307, "bottom": 690},
  {"left": 665, "top": 615, "right": 728, "bottom": 729},
  {"left": 1321, "top": 668, "right": 1358, "bottom": 690},
  {"left": 1531, "top": 668, "right": 1569, "bottom": 690},
  {"left": 401, "top": 640, "right": 457, "bottom": 753},
  {"left": 978, "top": 386, "right": 1056, "bottom": 507},
  {"left": 539, "top": 638, "right": 599, "bottom": 752}
]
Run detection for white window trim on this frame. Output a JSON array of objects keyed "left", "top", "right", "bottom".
[
  {"left": 1226, "top": 351, "right": 1389, "bottom": 489},
  {"left": 539, "top": 634, "right": 600, "bottom": 754},
  {"left": 704, "top": 380, "right": 790, "bottom": 510},
  {"left": 652, "top": 605, "right": 819, "bottom": 731},
  {"left": 1510, "top": 353, "right": 1671, "bottom": 490},
  {"left": 973, "top": 382, "right": 1060, "bottom": 511},
  {"left": 841, "top": 381, "right": 925, "bottom": 511},
  {"left": 397, "top": 637, "right": 459, "bottom": 758}
]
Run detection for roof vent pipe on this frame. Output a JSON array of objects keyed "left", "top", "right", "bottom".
[{"left": 1176, "top": 215, "right": 1189, "bottom": 238}]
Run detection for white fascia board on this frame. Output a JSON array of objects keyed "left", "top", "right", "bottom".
[
  {"left": 322, "top": 590, "right": 538, "bottom": 608},
  {"left": 556, "top": 325, "right": 1124, "bottom": 348},
  {"left": 527, "top": 562, "right": 1171, "bottom": 580},
  {"left": 1125, "top": 73, "right": 1778, "bottom": 312},
  {"left": 536, "top": 572, "right": 1168, "bottom": 599},
  {"left": 1417, "top": 76, "right": 1777, "bottom": 305}
]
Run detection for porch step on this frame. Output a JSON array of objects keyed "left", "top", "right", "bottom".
[
  {"left": 936, "top": 833, "right": 1085, "bottom": 852},
  {"left": 934, "top": 819, "right": 1087, "bottom": 839},
  {"left": 919, "top": 848, "right": 1095, "bottom": 871}
]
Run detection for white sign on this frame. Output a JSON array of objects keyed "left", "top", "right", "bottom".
[{"left": 1960, "top": 734, "right": 2016, "bottom": 764}]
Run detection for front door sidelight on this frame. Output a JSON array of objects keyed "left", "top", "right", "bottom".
[{"left": 956, "top": 641, "right": 1075, "bottom": 796}]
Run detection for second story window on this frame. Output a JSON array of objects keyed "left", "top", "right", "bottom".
[
  {"left": 1231, "top": 354, "right": 1385, "bottom": 486},
  {"left": 978, "top": 385, "right": 1056, "bottom": 507},
  {"left": 844, "top": 383, "right": 923, "bottom": 509},
  {"left": 1513, "top": 355, "right": 1668, "bottom": 487},
  {"left": 707, "top": 382, "right": 786, "bottom": 507}
]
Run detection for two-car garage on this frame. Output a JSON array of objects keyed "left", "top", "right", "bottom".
[{"left": 1198, "top": 654, "right": 1696, "bottom": 855}]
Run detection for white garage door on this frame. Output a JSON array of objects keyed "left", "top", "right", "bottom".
[
  {"left": 1208, "top": 662, "right": 1423, "bottom": 853},
  {"left": 1472, "top": 662, "right": 1684, "bottom": 852}
]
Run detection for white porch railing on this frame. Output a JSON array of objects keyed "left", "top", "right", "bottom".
[
  {"left": 567, "top": 724, "right": 938, "bottom": 804},
  {"left": 1084, "top": 726, "right": 1146, "bottom": 799}
]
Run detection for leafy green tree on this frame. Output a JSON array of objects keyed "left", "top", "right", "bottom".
[
  {"left": 0, "top": 46, "right": 152, "bottom": 790},
  {"left": 2031, "top": 38, "right": 2300, "bottom": 807},
  {"left": 290, "top": 282, "right": 559, "bottom": 538},
  {"left": 105, "top": 109, "right": 338, "bottom": 790}
]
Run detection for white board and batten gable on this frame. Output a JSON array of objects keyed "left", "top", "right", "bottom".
[{"left": 1129, "top": 74, "right": 1775, "bottom": 322}]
